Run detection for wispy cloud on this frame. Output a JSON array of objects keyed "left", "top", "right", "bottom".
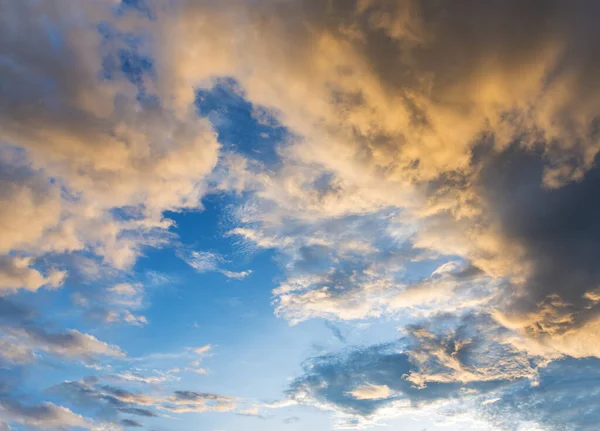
[{"left": 179, "top": 250, "right": 252, "bottom": 280}]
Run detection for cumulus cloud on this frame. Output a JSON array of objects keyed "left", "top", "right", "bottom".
[
  {"left": 0, "top": 255, "right": 66, "bottom": 294},
  {"left": 148, "top": 0, "right": 600, "bottom": 361},
  {"left": 0, "top": 0, "right": 220, "bottom": 290},
  {"left": 3, "top": 0, "right": 600, "bottom": 430}
]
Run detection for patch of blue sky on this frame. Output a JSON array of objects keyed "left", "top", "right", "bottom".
[
  {"left": 195, "top": 77, "right": 290, "bottom": 167},
  {"left": 98, "top": 21, "right": 156, "bottom": 104},
  {"left": 117, "top": 0, "right": 154, "bottom": 19}
]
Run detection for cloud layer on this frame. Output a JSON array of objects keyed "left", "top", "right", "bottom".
[{"left": 2, "top": 1, "right": 600, "bottom": 430}]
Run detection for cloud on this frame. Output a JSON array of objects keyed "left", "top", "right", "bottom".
[
  {"left": 181, "top": 251, "right": 223, "bottom": 273},
  {"left": 284, "top": 313, "right": 551, "bottom": 428},
  {"left": 51, "top": 375, "right": 240, "bottom": 422},
  {"left": 3, "top": 1, "right": 600, "bottom": 430},
  {"left": 180, "top": 250, "right": 253, "bottom": 280},
  {"left": 193, "top": 345, "right": 212, "bottom": 356},
  {"left": 325, "top": 321, "right": 347, "bottom": 344},
  {"left": 0, "top": 255, "right": 66, "bottom": 294},
  {"left": 113, "top": 371, "right": 175, "bottom": 385},
  {"left": 481, "top": 358, "right": 600, "bottom": 431},
  {"left": 346, "top": 384, "right": 391, "bottom": 401},
  {"left": 0, "top": 400, "right": 90, "bottom": 430},
  {"left": 162, "top": 391, "right": 236, "bottom": 413},
  {"left": 0, "top": 297, "right": 124, "bottom": 364},
  {"left": 468, "top": 148, "right": 600, "bottom": 358},
  {"left": 150, "top": 0, "right": 600, "bottom": 363},
  {"left": 237, "top": 406, "right": 265, "bottom": 418},
  {"left": 0, "top": 0, "right": 220, "bottom": 283},
  {"left": 120, "top": 419, "right": 142, "bottom": 428},
  {"left": 5, "top": 327, "right": 124, "bottom": 360},
  {"left": 218, "top": 269, "right": 253, "bottom": 280},
  {"left": 50, "top": 380, "right": 158, "bottom": 424}
]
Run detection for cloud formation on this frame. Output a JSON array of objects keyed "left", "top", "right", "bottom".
[
  {"left": 3, "top": 1, "right": 600, "bottom": 430},
  {"left": 283, "top": 314, "right": 595, "bottom": 429},
  {"left": 150, "top": 0, "right": 600, "bottom": 359},
  {"left": 0, "top": 0, "right": 219, "bottom": 289}
]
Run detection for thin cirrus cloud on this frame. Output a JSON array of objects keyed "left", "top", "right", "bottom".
[
  {"left": 179, "top": 250, "right": 253, "bottom": 279},
  {"left": 1, "top": 1, "right": 600, "bottom": 431}
]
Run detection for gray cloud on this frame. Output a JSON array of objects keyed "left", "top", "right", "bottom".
[
  {"left": 0, "top": 399, "right": 89, "bottom": 430},
  {"left": 285, "top": 314, "right": 550, "bottom": 427},
  {"left": 477, "top": 148, "right": 600, "bottom": 336}
]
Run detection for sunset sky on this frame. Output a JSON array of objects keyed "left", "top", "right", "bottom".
[{"left": 2, "top": 1, "right": 600, "bottom": 430}]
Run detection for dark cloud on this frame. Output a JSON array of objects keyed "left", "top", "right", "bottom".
[
  {"left": 479, "top": 147, "right": 600, "bottom": 338},
  {"left": 49, "top": 380, "right": 156, "bottom": 421},
  {"left": 258, "top": 0, "right": 600, "bottom": 174},
  {"left": 120, "top": 407, "right": 157, "bottom": 417},
  {"left": 121, "top": 418, "right": 143, "bottom": 428},
  {"left": 0, "top": 399, "right": 87, "bottom": 430}
]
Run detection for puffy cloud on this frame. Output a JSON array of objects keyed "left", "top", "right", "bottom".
[
  {"left": 153, "top": 0, "right": 600, "bottom": 189},
  {"left": 4, "top": 0, "right": 600, "bottom": 429},
  {"left": 0, "top": 255, "right": 66, "bottom": 294},
  {"left": 0, "top": 0, "right": 220, "bottom": 291},
  {"left": 150, "top": 0, "right": 600, "bottom": 360}
]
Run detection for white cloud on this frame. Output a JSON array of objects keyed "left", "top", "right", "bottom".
[
  {"left": 180, "top": 250, "right": 253, "bottom": 280},
  {"left": 346, "top": 384, "right": 391, "bottom": 400},
  {"left": 0, "top": 0, "right": 220, "bottom": 287},
  {"left": 219, "top": 269, "right": 252, "bottom": 280},
  {"left": 193, "top": 345, "right": 213, "bottom": 356},
  {"left": 182, "top": 251, "right": 222, "bottom": 273},
  {"left": 0, "top": 256, "right": 66, "bottom": 294}
]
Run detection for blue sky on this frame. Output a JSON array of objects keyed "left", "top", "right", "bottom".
[{"left": 2, "top": 1, "right": 600, "bottom": 431}]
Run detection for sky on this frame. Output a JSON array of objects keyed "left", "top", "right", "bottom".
[{"left": 2, "top": 1, "right": 600, "bottom": 430}]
